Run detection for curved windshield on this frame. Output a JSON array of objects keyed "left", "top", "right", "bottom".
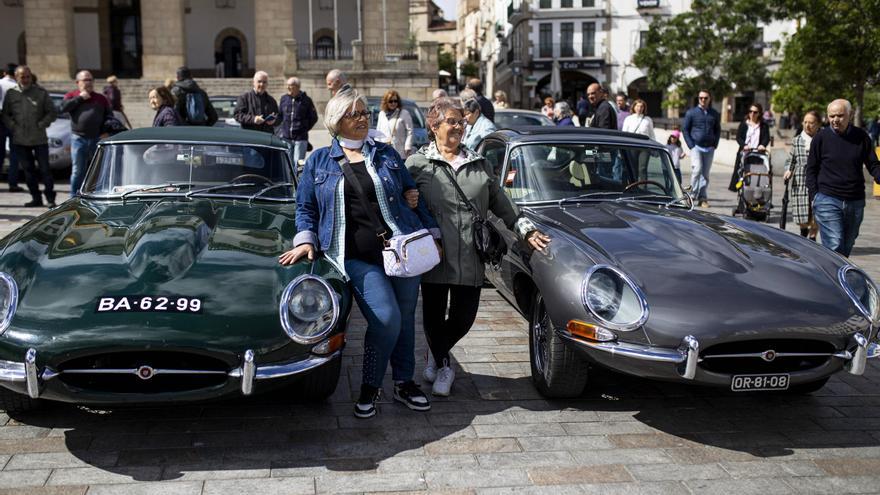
[
  {"left": 503, "top": 143, "right": 684, "bottom": 204},
  {"left": 495, "top": 112, "right": 554, "bottom": 128},
  {"left": 82, "top": 142, "right": 295, "bottom": 201}
]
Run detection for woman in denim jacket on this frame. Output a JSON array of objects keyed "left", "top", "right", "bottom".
[{"left": 279, "top": 87, "right": 439, "bottom": 418}]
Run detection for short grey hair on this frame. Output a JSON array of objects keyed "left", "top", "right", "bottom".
[
  {"left": 432, "top": 88, "right": 448, "bottom": 99},
  {"left": 326, "top": 69, "right": 347, "bottom": 84},
  {"left": 324, "top": 86, "right": 367, "bottom": 135},
  {"left": 253, "top": 70, "right": 269, "bottom": 81},
  {"left": 75, "top": 70, "right": 92, "bottom": 82},
  {"left": 828, "top": 98, "right": 852, "bottom": 116},
  {"left": 459, "top": 88, "right": 477, "bottom": 104},
  {"left": 462, "top": 98, "right": 481, "bottom": 114},
  {"left": 554, "top": 101, "right": 573, "bottom": 118},
  {"left": 425, "top": 97, "right": 464, "bottom": 142},
  {"left": 286, "top": 77, "right": 300, "bottom": 86}
]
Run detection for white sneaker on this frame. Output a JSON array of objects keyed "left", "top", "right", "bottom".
[
  {"left": 423, "top": 352, "right": 437, "bottom": 383},
  {"left": 432, "top": 360, "right": 455, "bottom": 397}
]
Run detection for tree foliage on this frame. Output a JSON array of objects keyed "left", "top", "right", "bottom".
[
  {"left": 770, "top": 0, "right": 880, "bottom": 126},
  {"left": 633, "top": 0, "right": 775, "bottom": 100}
]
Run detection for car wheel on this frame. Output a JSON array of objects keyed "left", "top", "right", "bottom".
[
  {"left": 529, "top": 291, "right": 589, "bottom": 398},
  {"left": 0, "top": 387, "right": 41, "bottom": 414},
  {"left": 785, "top": 377, "right": 829, "bottom": 395},
  {"left": 298, "top": 355, "right": 342, "bottom": 401}
]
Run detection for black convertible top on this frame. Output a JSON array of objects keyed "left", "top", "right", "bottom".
[{"left": 487, "top": 126, "right": 664, "bottom": 149}]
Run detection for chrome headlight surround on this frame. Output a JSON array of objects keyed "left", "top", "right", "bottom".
[
  {"left": 581, "top": 265, "right": 649, "bottom": 332},
  {"left": 279, "top": 275, "right": 340, "bottom": 344},
  {"left": 0, "top": 273, "right": 18, "bottom": 336},
  {"left": 48, "top": 138, "right": 63, "bottom": 149},
  {"left": 839, "top": 265, "right": 880, "bottom": 324}
]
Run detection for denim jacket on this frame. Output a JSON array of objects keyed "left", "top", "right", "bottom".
[{"left": 294, "top": 138, "right": 439, "bottom": 257}]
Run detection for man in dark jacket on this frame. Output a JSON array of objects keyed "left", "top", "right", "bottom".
[
  {"left": 61, "top": 70, "right": 111, "bottom": 195},
  {"left": 466, "top": 78, "right": 495, "bottom": 123},
  {"left": 235, "top": 71, "right": 281, "bottom": 133},
  {"left": 171, "top": 67, "right": 218, "bottom": 127},
  {"left": 806, "top": 99, "right": 880, "bottom": 257},
  {"left": 681, "top": 90, "right": 721, "bottom": 207},
  {"left": 1, "top": 66, "right": 56, "bottom": 207},
  {"left": 278, "top": 76, "right": 317, "bottom": 166},
  {"left": 584, "top": 83, "right": 616, "bottom": 130}
]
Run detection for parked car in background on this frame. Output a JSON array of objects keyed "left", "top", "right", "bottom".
[
  {"left": 0, "top": 127, "right": 351, "bottom": 412},
  {"left": 209, "top": 95, "right": 240, "bottom": 128},
  {"left": 494, "top": 109, "right": 554, "bottom": 130},
  {"left": 366, "top": 96, "right": 429, "bottom": 151},
  {"left": 46, "top": 93, "right": 72, "bottom": 170},
  {"left": 478, "top": 126, "right": 880, "bottom": 398}
]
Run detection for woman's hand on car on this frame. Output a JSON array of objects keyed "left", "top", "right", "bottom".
[
  {"left": 279, "top": 243, "right": 315, "bottom": 265},
  {"left": 526, "top": 230, "right": 551, "bottom": 251}
]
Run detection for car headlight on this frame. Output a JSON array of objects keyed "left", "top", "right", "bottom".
[
  {"left": 48, "top": 138, "right": 63, "bottom": 148},
  {"left": 0, "top": 273, "right": 18, "bottom": 335},
  {"left": 581, "top": 265, "right": 648, "bottom": 331},
  {"left": 839, "top": 266, "right": 880, "bottom": 324},
  {"left": 279, "top": 275, "right": 339, "bottom": 344}
]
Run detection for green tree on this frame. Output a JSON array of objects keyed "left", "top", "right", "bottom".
[
  {"left": 770, "top": 0, "right": 880, "bottom": 126},
  {"left": 633, "top": 0, "right": 775, "bottom": 101},
  {"left": 438, "top": 47, "right": 455, "bottom": 77}
]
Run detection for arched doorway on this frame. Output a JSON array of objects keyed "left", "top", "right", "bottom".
[
  {"left": 627, "top": 77, "right": 663, "bottom": 119},
  {"left": 315, "top": 36, "right": 335, "bottom": 60},
  {"left": 214, "top": 28, "right": 249, "bottom": 78},
  {"left": 536, "top": 70, "right": 598, "bottom": 108},
  {"left": 109, "top": 0, "right": 142, "bottom": 78}
]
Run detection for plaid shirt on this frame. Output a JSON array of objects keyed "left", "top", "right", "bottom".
[{"left": 785, "top": 133, "right": 813, "bottom": 225}]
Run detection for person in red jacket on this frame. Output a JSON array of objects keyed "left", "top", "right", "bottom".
[{"left": 60, "top": 70, "right": 111, "bottom": 195}]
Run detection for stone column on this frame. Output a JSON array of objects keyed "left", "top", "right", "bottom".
[
  {"left": 24, "top": 0, "right": 76, "bottom": 81},
  {"left": 352, "top": 40, "right": 364, "bottom": 71},
  {"left": 141, "top": 0, "right": 186, "bottom": 80},
  {"left": 283, "top": 39, "right": 299, "bottom": 76},
  {"left": 254, "top": 0, "right": 294, "bottom": 77},
  {"left": 418, "top": 41, "right": 438, "bottom": 74}
]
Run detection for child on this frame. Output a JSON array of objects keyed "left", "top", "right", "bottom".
[{"left": 666, "top": 130, "right": 686, "bottom": 184}]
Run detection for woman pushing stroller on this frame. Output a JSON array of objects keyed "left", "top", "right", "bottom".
[{"left": 728, "top": 103, "right": 771, "bottom": 200}]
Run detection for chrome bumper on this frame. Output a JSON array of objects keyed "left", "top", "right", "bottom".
[
  {"left": 0, "top": 348, "right": 340, "bottom": 399},
  {"left": 559, "top": 332, "right": 877, "bottom": 380}
]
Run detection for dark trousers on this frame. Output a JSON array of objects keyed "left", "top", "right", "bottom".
[
  {"left": 14, "top": 144, "right": 54, "bottom": 204},
  {"left": 421, "top": 282, "right": 482, "bottom": 365},
  {"left": 0, "top": 123, "right": 19, "bottom": 188}
]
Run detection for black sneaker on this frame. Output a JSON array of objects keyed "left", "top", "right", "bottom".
[
  {"left": 8, "top": 186, "right": 23, "bottom": 193},
  {"left": 47, "top": 202, "right": 57, "bottom": 209},
  {"left": 393, "top": 380, "right": 431, "bottom": 411},
  {"left": 354, "top": 384, "right": 380, "bottom": 419},
  {"left": 23, "top": 200, "right": 43, "bottom": 208}
]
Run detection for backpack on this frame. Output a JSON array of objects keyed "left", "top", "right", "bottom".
[{"left": 185, "top": 91, "right": 207, "bottom": 124}]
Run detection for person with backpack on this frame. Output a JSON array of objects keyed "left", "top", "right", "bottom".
[{"left": 171, "top": 67, "right": 217, "bottom": 127}]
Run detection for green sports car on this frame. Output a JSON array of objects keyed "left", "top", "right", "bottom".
[{"left": 0, "top": 127, "right": 352, "bottom": 412}]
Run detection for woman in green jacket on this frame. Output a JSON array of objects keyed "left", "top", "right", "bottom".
[{"left": 405, "top": 97, "right": 550, "bottom": 397}]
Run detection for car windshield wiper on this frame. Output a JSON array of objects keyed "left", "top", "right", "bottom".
[
  {"left": 664, "top": 194, "right": 694, "bottom": 209},
  {"left": 185, "top": 182, "right": 260, "bottom": 199},
  {"left": 558, "top": 191, "right": 622, "bottom": 206},
  {"left": 248, "top": 182, "right": 294, "bottom": 205},
  {"left": 120, "top": 182, "right": 194, "bottom": 201}
]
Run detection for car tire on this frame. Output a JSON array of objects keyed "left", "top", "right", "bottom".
[
  {"left": 0, "top": 387, "right": 41, "bottom": 414},
  {"left": 529, "top": 291, "right": 589, "bottom": 398},
  {"left": 785, "top": 377, "right": 829, "bottom": 395},
  {"left": 299, "top": 355, "right": 342, "bottom": 401}
]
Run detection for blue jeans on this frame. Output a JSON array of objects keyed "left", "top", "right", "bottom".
[
  {"left": 812, "top": 192, "right": 864, "bottom": 257},
  {"left": 689, "top": 146, "right": 715, "bottom": 200},
  {"left": 70, "top": 134, "right": 99, "bottom": 195},
  {"left": 292, "top": 140, "right": 308, "bottom": 169},
  {"left": 345, "top": 259, "right": 421, "bottom": 388},
  {"left": 0, "top": 123, "right": 19, "bottom": 188}
]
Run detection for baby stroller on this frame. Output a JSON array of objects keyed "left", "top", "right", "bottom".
[{"left": 733, "top": 151, "right": 773, "bottom": 221}]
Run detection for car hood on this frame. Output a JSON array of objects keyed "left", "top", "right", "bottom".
[
  {"left": 0, "top": 198, "right": 342, "bottom": 358},
  {"left": 528, "top": 201, "right": 864, "bottom": 345}
]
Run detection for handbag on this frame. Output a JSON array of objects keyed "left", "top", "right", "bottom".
[
  {"left": 337, "top": 156, "right": 440, "bottom": 278},
  {"left": 438, "top": 165, "right": 508, "bottom": 266}
]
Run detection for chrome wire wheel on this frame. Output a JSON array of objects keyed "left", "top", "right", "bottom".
[{"left": 532, "top": 299, "right": 550, "bottom": 379}]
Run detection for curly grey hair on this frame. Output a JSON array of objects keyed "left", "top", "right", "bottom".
[
  {"left": 554, "top": 101, "right": 573, "bottom": 118},
  {"left": 425, "top": 97, "right": 464, "bottom": 142},
  {"left": 323, "top": 86, "right": 368, "bottom": 136}
]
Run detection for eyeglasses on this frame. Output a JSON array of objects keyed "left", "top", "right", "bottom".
[
  {"left": 388, "top": 99, "right": 399, "bottom": 104},
  {"left": 442, "top": 118, "right": 467, "bottom": 128},
  {"left": 343, "top": 110, "right": 370, "bottom": 120},
  {"left": 748, "top": 110, "right": 759, "bottom": 114},
  {"left": 698, "top": 96, "right": 709, "bottom": 100}
]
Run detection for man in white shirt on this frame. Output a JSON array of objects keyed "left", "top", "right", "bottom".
[{"left": 0, "top": 64, "right": 22, "bottom": 192}]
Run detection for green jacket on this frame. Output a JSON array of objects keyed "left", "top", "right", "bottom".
[
  {"left": 406, "top": 143, "right": 534, "bottom": 286},
  {"left": 1, "top": 84, "right": 56, "bottom": 147}
]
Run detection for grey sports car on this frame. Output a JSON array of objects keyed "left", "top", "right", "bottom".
[{"left": 479, "top": 127, "right": 880, "bottom": 397}]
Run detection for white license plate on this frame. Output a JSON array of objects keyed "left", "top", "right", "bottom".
[
  {"left": 731, "top": 373, "right": 790, "bottom": 392},
  {"left": 96, "top": 296, "right": 202, "bottom": 314}
]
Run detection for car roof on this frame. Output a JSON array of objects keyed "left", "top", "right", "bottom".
[
  {"left": 495, "top": 109, "right": 547, "bottom": 116},
  {"left": 488, "top": 126, "right": 664, "bottom": 148},
  {"left": 209, "top": 95, "right": 238, "bottom": 100},
  {"left": 101, "top": 126, "right": 290, "bottom": 149}
]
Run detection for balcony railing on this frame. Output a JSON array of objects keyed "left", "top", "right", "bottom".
[
  {"left": 297, "top": 43, "right": 354, "bottom": 61},
  {"left": 535, "top": 42, "right": 595, "bottom": 59},
  {"left": 363, "top": 44, "right": 418, "bottom": 63}
]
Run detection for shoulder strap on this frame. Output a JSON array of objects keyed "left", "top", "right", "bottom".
[
  {"left": 437, "top": 162, "right": 484, "bottom": 222},
  {"left": 336, "top": 155, "right": 389, "bottom": 240}
]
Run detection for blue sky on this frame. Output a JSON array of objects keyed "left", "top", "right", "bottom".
[{"left": 433, "top": 0, "right": 457, "bottom": 20}]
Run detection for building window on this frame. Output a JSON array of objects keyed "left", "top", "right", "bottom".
[
  {"left": 560, "top": 23, "right": 574, "bottom": 57},
  {"left": 539, "top": 23, "right": 552, "bottom": 57},
  {"left": 561, "top": 0, "right": 572, "bottom": 7},
  {"left": 315, "top": 36, "right": 334, "bottom": 59},
  {"left": 639, "top": 30, "right": 649, "bottom": 49},
  {"left": 539, "top": 0, "right": 551, "bottom": 8},
  {"left": 319, "top": 0, "right": 333, "bottom": 9},
  {"left": 582, "top": 22, "right": 595, "bottom": 57},
  {"left": 581, "top": 0, "right": 594, "bottom": 5}
]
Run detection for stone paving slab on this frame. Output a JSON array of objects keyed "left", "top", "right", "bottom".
[{"left": 0, "top": 162, "right": 878, "bottom": 493}]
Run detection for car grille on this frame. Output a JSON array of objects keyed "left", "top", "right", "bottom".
[
  {"left": 55, "top": 351, "right": 230, "bottom": 393},
  {"left": 699, "top": 339, "right": 838, "bottom": 374}
]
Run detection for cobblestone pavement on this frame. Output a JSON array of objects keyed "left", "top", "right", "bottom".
[{"left": 0, "top": 166, "right": 878, "bottom": 495}]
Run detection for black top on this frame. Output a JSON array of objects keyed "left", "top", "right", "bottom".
[
  {"left": 234, "top": 89, "right": 281, "bottom": 133},
  {"left": 344, "top": 161, "right": 390, "bottom": 266},
  {"left": 476, "top": 94, "right": 495, "bottom": 123},
  {"left": 806, "top": 125, "right": 880, "bottom": 201},
  {"left": 584, "top": 100, "right": 618, "bottom": 130},
  {"left": 735, "top": 120, "right": 770, "bottom": 150}
]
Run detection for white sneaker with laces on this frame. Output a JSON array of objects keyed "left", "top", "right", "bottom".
[
  {"left": 432, "top": 360, "right": 455, "bottom": 397},
  {"left": 423, "top": 352, "right": 437, "bottom": 383}
]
